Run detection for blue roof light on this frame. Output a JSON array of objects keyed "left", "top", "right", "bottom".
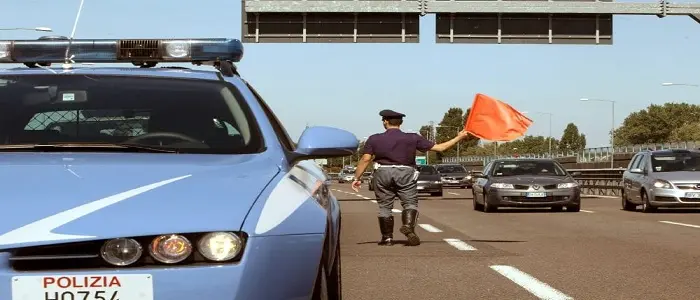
[{"left": 0, "top": 38, "right": 244, "bottom": 65}]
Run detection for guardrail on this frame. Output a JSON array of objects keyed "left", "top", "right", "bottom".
[
  {"left": 570, "top": 168, "right": 624, "bottom": 197},
  {"left": 326, "top": 168, "right": 625, "bottom": 197}
]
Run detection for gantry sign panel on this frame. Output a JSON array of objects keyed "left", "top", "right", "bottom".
[
  {"left": 242, "top": 2, "right": 420, "bottom": 43},
  {"left": 435, "top": 0, "right": 613, "bottom": 44}
]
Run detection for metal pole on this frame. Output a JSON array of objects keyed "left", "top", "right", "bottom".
[{"left": 611, "top": 101, "right": 615, "bottom": 169}]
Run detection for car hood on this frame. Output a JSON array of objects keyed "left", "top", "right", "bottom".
[
  {"left": 654, "top": 171, "right": 700, "bottom": 182},
  {"left": 493, "top": 175, "right": 572, "bottom": 185},
  {"left": 0, "top": 153, "right": 280, "bottom": 249},
  {"left": 418, "top": 174, "right": 440, "bottom": 181}
]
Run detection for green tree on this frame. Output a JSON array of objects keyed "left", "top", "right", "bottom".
[
  {"left": 434, "top": 107, "right": 480, "bottom": 161},
  {"left": 500, "top": 135, "right": 559, "bottom": 155},
  {"left": 614, "top": 103, "right": 700, "bottom": 145},
  {"left": 669, "top": 122, "right": 700, "bottom": 142},
  {"left": 559, "top": 123, "right": 586, "bottom": 153}
]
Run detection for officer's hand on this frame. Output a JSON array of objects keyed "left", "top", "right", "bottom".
[
  {"left": 351, "top": 180, "right": 361, "bottom": 192},
  {"left": 457, "top": 130, "right": 471, "bottom": 139}
]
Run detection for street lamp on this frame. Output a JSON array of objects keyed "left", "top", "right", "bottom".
[
  {"left": 0, "top": 27, "right": 53, "bottom": 32},
  {"left": 661, "top": 82, "right": 699, "bottom": 87},
  {"left": 522, "top": 111, "right": 553, "bottom": 157},
  {"left": 580, "top": 98, "right": 616, "bottom": 169}
]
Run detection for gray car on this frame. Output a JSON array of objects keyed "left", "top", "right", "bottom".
[
  {"left": 472, "top": 158, "right": 581, "bottom": 212},
  {"left": 435, "top": 163, "right": 471, "bottom": 189},
  {"left": 622, "top": 149, "right": 700, "bottom": 212},
  {"left": 416, "top": 165, "right": 444, "bottom": 197}
]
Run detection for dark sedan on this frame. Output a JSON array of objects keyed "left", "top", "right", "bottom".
[
  {"left": 472, "top": 158, "right": 581, "bottom": 212},
  {"left": 435, "top": 164, "right": 471, "bottom": 189},
  {"left": 416, "top": 165, "right": 444, "bottom": 197}
]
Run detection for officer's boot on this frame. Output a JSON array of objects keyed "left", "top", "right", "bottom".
[
  {"left": 377, "top": 216, "right": 394, "bottom": 246},
  {"left": 399, "top": 209, "right": 420, "bottom": 246}
]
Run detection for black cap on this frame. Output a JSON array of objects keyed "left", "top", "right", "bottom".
[{"left": 379, "top": 109, "right": 406, "bottom": 120}]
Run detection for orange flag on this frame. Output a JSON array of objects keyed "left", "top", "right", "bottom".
[{"left": 464, "top": 93, "right": 533, "bottom": 141}]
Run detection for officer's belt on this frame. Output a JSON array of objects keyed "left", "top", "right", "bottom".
[{"left": 377, "top": 165, "right": 414, "bottom": 169}]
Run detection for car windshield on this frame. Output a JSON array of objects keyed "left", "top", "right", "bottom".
[
  {"left": 651, "top": 152, "right": 700, "bottom": 172},
  {"left": 436, "top": 165, "right": 466, "bottom": 173},
  {"left": 417, "top": 165, "right": 437, "bottom": 175},
  {"left": 0, "top": 75, "right": 263, "bottom": 154},
  {"left": 491, "top": 160, "right": 567, "bottom": 176}
]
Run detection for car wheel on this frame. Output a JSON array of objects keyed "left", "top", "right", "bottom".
[
  {"left": 641, "top": 191, "right": 656, "bottom": 213},
  {"left": 431, "top": 191, "right": 443, "bottom": 197},
  {"left": 472, "top": 192, "right": 484, "bottom": 211},
  {"left": 483, "top": 193, "right": 497, "bottom": 213},
  {"left": 460, "top": 186, "right": 466, "bottom": 189},
  {"left": 621, "top": 191, "right": 635, "bottom": 211}
]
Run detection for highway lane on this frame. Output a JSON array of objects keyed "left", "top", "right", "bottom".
[{"left": 333, "top": 183, "right": 700, "bottom": 300}]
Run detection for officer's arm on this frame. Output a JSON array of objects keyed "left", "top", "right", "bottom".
[
  {"left": 354, "top": 154, "right": 373, "bottom": 181},
  {"left": 430, "top": 135, "right": 464, "bottom": 152}
]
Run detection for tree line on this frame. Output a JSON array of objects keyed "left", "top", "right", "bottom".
[{"left": 322, "top": 102, "right": 697, "bottom": 171}]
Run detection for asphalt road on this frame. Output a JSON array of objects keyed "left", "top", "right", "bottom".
[{"left": 332, "top": 183, "right": 700, "bottom": 300}]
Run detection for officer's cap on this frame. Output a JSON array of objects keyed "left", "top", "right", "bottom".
[{"left": 379, "top": 109, "right": 406, "bottom": 120}]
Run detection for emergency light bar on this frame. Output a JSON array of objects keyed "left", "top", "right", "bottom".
[{"left": 0, "top": 38, "right": 244, "bottom": 65}]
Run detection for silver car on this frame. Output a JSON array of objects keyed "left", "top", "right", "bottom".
[
  {"left": 622, "top": 149, "right": 700, "bottom": 212},
  {"left": 472, "top": 158, "right": 581, "bottom": 212}
]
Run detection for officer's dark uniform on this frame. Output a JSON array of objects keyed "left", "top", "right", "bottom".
[{"left": 362, "top": 109, "right": 435, "bottom": 246}]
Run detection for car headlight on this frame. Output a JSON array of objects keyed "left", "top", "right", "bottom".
[
  {"left": 149, "top": 234, "right": 193, "bottom": 264},
  {"left": 490, "top": 183, "right": 514, "bottom": 189},
  {"left": 100, "top": 238, "right": 143, "bottom": 266},
  {"left": 433, "top": 181, "right": 441, "bottom": 184},
  {"left": 557, "top": 182, "right": 578, "bottom": 189},
  {"left": 653, "top": 180, "right": 673, "bottom": 189},
  {"left": 465, "top": 176, "right": 472, "bottom": 180},
  {"left": 197, "top": 232, "right": 243, "bottom": 261}
]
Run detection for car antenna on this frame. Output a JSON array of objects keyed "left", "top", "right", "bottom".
[{"left": 62, "top": 0, "right": 86, "bottom": 70}]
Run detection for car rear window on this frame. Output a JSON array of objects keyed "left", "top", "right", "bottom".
[
  {"left": 436, "top": 165, "right": 466, "bottom": 173},
  {"left": 0, "top": 75, "right": 264, "bottom": 154}
]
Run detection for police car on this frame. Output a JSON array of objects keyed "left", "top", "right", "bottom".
[{"left": 0, "top": 37, "right": 356, "bottom": 300}]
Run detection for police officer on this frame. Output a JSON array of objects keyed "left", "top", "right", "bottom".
[{"left": 352, "top": 109, "right": 470, "bottom": 246}]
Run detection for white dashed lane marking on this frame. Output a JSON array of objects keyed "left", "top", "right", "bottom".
[
  {"left": 660, "top": 220, "right": 700, "bottom": 229},
  {"left": 490, "top": 265, "right": 573, "bottom": 300},
  {"left": 391, "top": 209, "right": 402, "bottom": 213},
  {"left": 448, "top": 192, "right": 460, "bottom": 196},
  {"left": 580, "top": 209, "right": 594, "bottom": 213},
  {"left": 443, "top": 238, "right": 477, "bottom": 251},
  {"left": 370, "top": 200, "right": 378, "bottom": 203},
  {"left": 418, "top": 223, "right": 443, "bottom": 233}
]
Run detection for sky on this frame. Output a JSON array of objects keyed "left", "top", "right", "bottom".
[{"left": 1, "top": 0, "right": 699, "bottom": 149}]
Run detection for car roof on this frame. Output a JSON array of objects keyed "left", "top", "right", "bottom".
[
  {"left": 646, "top": 149, "right": 700, "bottom": 155},
  {"left": 0, "top": 66, "right": 225, "bottom": 81},
  {"left": 492, "top": 158, "right": 557, "bottom": 162}
]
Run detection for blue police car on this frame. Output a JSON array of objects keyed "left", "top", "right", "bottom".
[{"left": 0, "top": 37, "right": 356, "bottom": 300}]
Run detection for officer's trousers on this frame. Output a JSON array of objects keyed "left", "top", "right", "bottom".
[{"left": 372, "top": 167, "right": 419, "bottom": 217}]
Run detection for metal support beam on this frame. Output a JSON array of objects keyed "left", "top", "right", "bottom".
[{"left": 245, "top": 0, "right": 700, "bottom": 15}]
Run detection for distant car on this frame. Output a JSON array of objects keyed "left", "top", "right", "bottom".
[
  {"left": 435, "top": 163, "right": 471, "bottom": 189},
  {"left": 338, "top": 170, "right": 355, "bottom": 183},
  {"left": 416, "top": 165, "right": 444, "bottom": 197},
  {"left": 472, "top": 158, "right": 581, "bottom": 212},
  {"left": 621, "top": 149, "right": 700, "bottom": 212},
  {"left": 0, "top": 37, "right": 353, "bottom": 299}
]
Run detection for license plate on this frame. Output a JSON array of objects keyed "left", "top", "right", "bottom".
[
  {"left": 685, "top": 192, "right": 700, "bottom": 198},
  {"left": 12, "top": 274, "right": 153, "bottom": 300},
  {"left": 526, "top": 192, "right": 547, "bottom": 198},
  {"left": 448, "top": 180, "right": 459, "bottom": 184}
]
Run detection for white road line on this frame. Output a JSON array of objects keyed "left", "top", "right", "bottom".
[
  {"left": 660, "top": 220, "right": 700, "bottom": 229},
  {"left": 370, "top": 200, "right": 378, "bottom": 203},
  {"left": 391, "top": 209, "right": 402, "bottom": 213},
  {"left": 490, "top": 265, "right": 573, "bottom": 300},
  {"left": 580, "top": 210, "right": 594, "bottom": 213},
  {"left": 418, "top": 224, "right": 443, "bottom": 233},
  {"left": 448, "top": 192, "right": 460, "bottom": 196},
  {"left": 443, "top": 238, "right": 477, "bottom": 251},
  {"left": 361, "top": 196, "right": 371, "bottom": 199}
]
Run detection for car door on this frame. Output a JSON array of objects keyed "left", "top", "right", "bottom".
[
  {"left": 628, "top": 154, "right": 647, "bottom": 203},
  {"left": 623, "top": 154, "right": 641, "bottom": 202},
  {"left": 474, "top": 162, "right": 493, "bottom": 204}
]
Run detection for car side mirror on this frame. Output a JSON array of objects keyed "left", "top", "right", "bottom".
[
  {"left": 293, "top": 126, "right": 358, "bottom": 163},
  {"left": 630, "top": 168, "right": 643, "bottom": 174},
  {"left": 570, "top": 171, "right": 582, "bottom": 177}
]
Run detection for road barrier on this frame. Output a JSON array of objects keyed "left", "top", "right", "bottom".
[{"left": 327, "top": 168, "right": 625, "bottom": 197}]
